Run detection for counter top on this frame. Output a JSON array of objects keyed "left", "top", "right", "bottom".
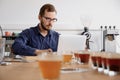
[{"left": 0, "top": 57, "right": 120, "bottom": 80}]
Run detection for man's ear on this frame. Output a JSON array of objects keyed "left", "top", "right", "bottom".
[{"left": 38, "top": 15, "right": 42, "bottom": 20}]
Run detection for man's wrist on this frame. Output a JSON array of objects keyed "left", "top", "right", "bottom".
[{"left": 34, "top": 49, "right": 53, "bottom": 55}]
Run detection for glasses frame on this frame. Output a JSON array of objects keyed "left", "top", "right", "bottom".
[{"left": 43, "top": 16, "right": 57, "bottom": 22}]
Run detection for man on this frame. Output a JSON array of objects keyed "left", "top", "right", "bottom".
[{"left": 12, "top": 4, "right": 59, "bottom": 56}]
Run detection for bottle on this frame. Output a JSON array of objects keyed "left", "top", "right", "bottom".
[{"left": 0, "top": 25, "right": 3, "bottom": 38}]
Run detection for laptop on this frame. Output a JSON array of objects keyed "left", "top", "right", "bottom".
[{"left": 57, "top": 34, "right": 86, "bottom": 53}]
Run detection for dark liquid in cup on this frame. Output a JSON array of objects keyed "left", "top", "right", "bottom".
[
  {"left": 97, "top": 57, "right": 102, "bottom": 67},
  {"left": 91, "top": 56, "right": 97, "bottom": 67},
  {"left": 78, "top": 54, "right": 90, "bottom": 63},
  {"left": 102, "top": 58, "right": 107, "bottom": 69},
  {"left": 74, "top": 53, "right": 79, "bottom": 58},
  {"left": 107, "top": 58, "right": 120, "bottom": 72}
]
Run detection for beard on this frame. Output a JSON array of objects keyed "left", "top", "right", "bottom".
[{"left": 41, "top": 22, "right": 52, "bottom": 31}]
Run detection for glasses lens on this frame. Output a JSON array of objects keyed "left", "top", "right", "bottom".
[
  {"left": 53, "top": 18, "right": 57, "bottom": 22},
  {"left": 43, "top": 16, "right": 57, "bottom": 22}
]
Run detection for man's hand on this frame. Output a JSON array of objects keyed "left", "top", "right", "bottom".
[{"left": 34, "top": 48, "right": 53, "bottom": 55}]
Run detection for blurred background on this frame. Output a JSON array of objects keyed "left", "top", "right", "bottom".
[{"left": 0, "top": 0, "right": 120, "bottom": 53}]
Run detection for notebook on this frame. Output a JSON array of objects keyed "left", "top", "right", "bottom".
[{"left": 57, "top": 34, "right": 86, "bottom": 53}]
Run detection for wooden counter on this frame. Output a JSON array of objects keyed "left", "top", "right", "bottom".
[{"left": 0, "top": 57, "right": 120, "bottom": 80}]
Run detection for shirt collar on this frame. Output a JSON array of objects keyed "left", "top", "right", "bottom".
[{"left": 36, "top": 24, "right": 52, "bottom": 36}]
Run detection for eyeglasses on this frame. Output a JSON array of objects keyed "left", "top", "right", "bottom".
[{"left": 43, "top": 16, "right": 57, "bottom": 22}]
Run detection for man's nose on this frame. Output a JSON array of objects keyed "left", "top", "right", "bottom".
[{"left": 49, "top": 20, "right": 54, "bottom": 25}]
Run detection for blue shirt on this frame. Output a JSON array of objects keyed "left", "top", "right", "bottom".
[{"left": 12, "top": 24, "right": 59, "bottom": 56}]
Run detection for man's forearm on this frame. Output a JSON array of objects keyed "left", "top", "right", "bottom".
[{"left": 34, "top": 49, "right": 53, "bottom": 55}]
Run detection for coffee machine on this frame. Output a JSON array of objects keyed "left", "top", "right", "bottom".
[{"left": 101, "top": 26, "right": 119, "bottom": 52}]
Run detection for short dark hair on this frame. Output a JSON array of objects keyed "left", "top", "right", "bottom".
[{"left": 39, "top": 4, "right": 57, "bottom": 17}]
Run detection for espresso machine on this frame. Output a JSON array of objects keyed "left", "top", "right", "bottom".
[{"left": 101, "top": 26, "right": 119, "bottom": 52}]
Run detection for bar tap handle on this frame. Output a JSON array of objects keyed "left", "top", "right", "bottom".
[
  {"left": 100, "top": 26, "right": 103, "bottom": 30},
  {"left": 113, "top": 26, "right": 115, "bottom": 29},
  {"left": 105, "top": 26, "right": 107, "bottom": 30},
  {"left": 109, "top": 26, "right": 111, "bottom": 29}
]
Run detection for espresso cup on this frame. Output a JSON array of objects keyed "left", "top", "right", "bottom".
[{"left": 5, "top": 31, "right": 11, "bottom": 36}]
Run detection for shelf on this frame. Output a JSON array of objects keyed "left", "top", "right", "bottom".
[{"left": 2, "top": 36, "right": 17, "bottom": 40}]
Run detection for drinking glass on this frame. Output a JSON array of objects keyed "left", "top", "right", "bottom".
[
  {"left": 78, "top": 50, "right": 90, "bottom": 64},
  {"left": 90, "top": 52, "right": 98, "bottom": 69},
  {"left": 96, "top": 52, "right": 103, "bottom": 72},
  {"left": 38, "top": 53, "right": 63, "bottom": 80},
  {"left": 62, "top": 51, "right": 73, "bottom": 64},
  {"left": 106, "top": 53, "right": 120, "bottom": 76},
  {"left": 101, "top": 52, "right": 109, "bottom": 74},
  {"left": 74, "top": 51, "right": 81, "bottom": 64}
]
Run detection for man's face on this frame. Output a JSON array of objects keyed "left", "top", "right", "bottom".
[{"left": 39, "top": 10, "right": 57, "bottom": 31}]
